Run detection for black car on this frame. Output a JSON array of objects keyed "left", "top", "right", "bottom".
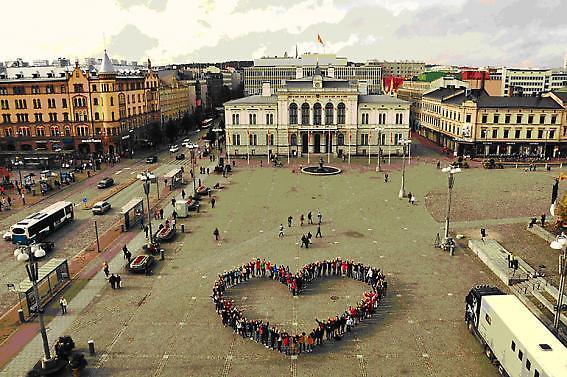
[
  {"left": 146, "top": 155, "right": 158, "bottom": 164},
  {"left": 175, "top": 153, "right": 185, "bottom": 160},
  {"left": 97, "top": 177, "right": 114, "bottom": 189}
]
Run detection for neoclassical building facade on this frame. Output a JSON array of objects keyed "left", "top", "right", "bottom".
[{"left": 224, "top": 70, "right": 410, "bottom": 159}]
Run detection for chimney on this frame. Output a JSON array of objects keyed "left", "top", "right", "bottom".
[
  {"left": 480, "top": 71, "right": 486, "bottom": 92},
  {"left": 262, "top": 81, "right": 271, "bottom": 97},
  {"left": 358, "top": 80, "right": 368, "bottom": 95}
]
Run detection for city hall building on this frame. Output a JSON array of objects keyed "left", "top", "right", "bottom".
[{"left": 224, "top": 67, "right": 410, "bottom": 158}]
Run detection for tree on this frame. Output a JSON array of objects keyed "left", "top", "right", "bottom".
[
  {"left": 165, "top": 119, "right": 178, "bottom": 143},
  {"left": 555, "top": 192, "right": 567, "bottom": 225},
  {"left": 148, "top": 121, "right": 163, "bottom": 147}
]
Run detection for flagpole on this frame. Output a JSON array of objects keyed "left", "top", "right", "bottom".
[
  {"left": 226, "top": 131, "right": 231, "bottom": 164},
  {"left": 348, "top": 129, "right": 351, "bottom": 165},
  {"left": 287, "top": 128, "right": 290, "bottom": 164},
  {"left": 247, "top": 125, "right": 250, "bottom": 165},
  {"left": 327, "top": 128, "right": 330, "bottom": 164},
  {"left": 267, "top": 129, "right": 270, "bottom": 165},
  {"left": 308, "top": 128, "right": 310, "bottom": 164}
]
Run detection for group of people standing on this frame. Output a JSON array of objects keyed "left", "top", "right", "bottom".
[{"left": 211, "top": 257, "right": 387, "bottom": 355}]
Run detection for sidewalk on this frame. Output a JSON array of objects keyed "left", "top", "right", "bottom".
[{"left": 0, "top": 158, "right": 220, "bottom": 375}]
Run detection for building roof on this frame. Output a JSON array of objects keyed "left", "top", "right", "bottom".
[
  {"left": 476, "top": 95, "right": 562, "bottom": 109},
  {"left": 285, "top": 76, "right": 352, "bottom": 89},
  {"left": 422, "top": 87, "right": 464, "bottom": 100},
  {"left": 552, "top": 90, "right": 567, "bottom": 102},
  {"left": 358, "top": 95, "right": 409, "bottom": 105},
  {"left": 99, "top": 50, "right": 116, "bottom": 74},
  {"left": 224, "top": 95, "right": 277, "bottom": 105}
]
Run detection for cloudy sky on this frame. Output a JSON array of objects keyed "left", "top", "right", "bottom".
[{"left": 2, "top": 0, "right": 566, "bottom": 68}]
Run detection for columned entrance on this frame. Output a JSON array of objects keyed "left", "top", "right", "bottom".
[{"left": 314, "top": 133, "right": 321, "bottom": 153}]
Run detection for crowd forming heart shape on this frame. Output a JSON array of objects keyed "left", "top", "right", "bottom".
[{"left": 211, "top": 257, "right": 387, "bottom": 356}]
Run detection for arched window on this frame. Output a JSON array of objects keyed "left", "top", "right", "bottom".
[
  {"left": 337, "top": 103, "right": 346, "bottom": 124},
  {"left": 301, "top": 103, "right": 310, "bottom": 125},
  {"left": 337, "top": 133, "right": 345, "bottom": 145},
  {"left": 36, "top": 126, "right": 45, "bottom": 137},
  {"left": 289, "top": 103, "right": 298, "bottom": 124},
  {"left": 313, "top": 103, "right": 322, "bottom": 125},
  {"left": 325, "top": 103, "right": 334, "bottom": 125},
  {"left": 50, "top": 126, "right": 60, "bottom": 136},
  {"left": 290, "top": 133, "right": 297, "bottom": 146}
]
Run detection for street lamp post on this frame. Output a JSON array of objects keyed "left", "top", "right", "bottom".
[
  {"left": 16, "top": 246, "right": 54, "bottom": 368},
  {"left": 442, "top": 165, "right": 462, "bottom": 240},
  {"left": 375, "top": 128, "right": 382, "bottom": 172},
  {"left": 398, "top": 139, "right": 411, "bottom": 199},
  {"left": 143, "top": 181, "right": 154, "bottom": 243},
  {"left": 189, "top": 145, "right": 197, "bottom": 196},
  {"left": 549, "top": 237, "right": 567, "bottom": 331}
]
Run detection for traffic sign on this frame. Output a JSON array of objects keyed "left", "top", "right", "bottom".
[{"left": 82, "top": 197, "right": 87, "bottom": 203}]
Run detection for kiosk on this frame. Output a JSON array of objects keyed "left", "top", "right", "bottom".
[
  {"left": 17, "top": 258, "right": 70, "bottom": 320},
  {"left": 164, "top": 168, "right": 183, "bottom": 190},
  {"left": 120, "top": 198, "right": 144, "bottom": 231}
]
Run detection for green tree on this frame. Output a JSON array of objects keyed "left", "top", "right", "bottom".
[
  {"left": 555, "top": 192, "right": 567, "bottom": 224},
  {"left": 148, "top": 121, "right": 162, "bottom": 147},
  {"left": 165, "top": 119, "right": 178, "bottom": 143}
]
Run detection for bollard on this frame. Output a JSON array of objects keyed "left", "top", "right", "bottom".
[
  {"left": 181, "top": 224, "right": 185, "bottom": 233},
  {"left": 88, "top": 340, "right": 96, "bottom": 355},
  {"left": 18, "top": 309, "right": 25, "bottom": 323}
]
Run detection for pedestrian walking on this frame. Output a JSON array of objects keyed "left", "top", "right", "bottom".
[
  {"left": 300, "top": 214, "right": 304, "bottom": 226},
  {"left": 116, "top": 274, "right": 122, "bottom": 289},
  {"left": 159, "top": 208, "right": 164, "bottom": 219},
  {"left": 21, "top": 193, "right": 25, "bottom": 205},
  {"left": 122, "top": 245, "right": 129, "bottom": 259},
  {"left": 214, "top": 227, "right": 220, "bottom": 241},
  {"left": 279, "top": 224, "right": 284, "bottom": 238},
  {"left": 171, "top": 197, "right": 176, "bottom": 207},
  {"left": 436, "top": 160, "right": 441, "bottom": 169},
  {"left": 172, "top": 210, "right": 178, "bottom": 220},
  {"left": 207, "top": 168, "right": 210, "bottom": 174},
  {"left": 541, "top": 213, "right": 546, "bottom": 227},
  {"left": 480, "top": 227, "right": 487, "bottom": 242},
  {"left": 307, "top": 211, "right": 313, "bottom": 225},
  {"left": 109, "top": 274, "right": 117, "bottom": 289},
  {"left": 288, "top": 216, "right": 293, "bottom": 227},
  {"left": 407, "top": 192, "right": 412, "bottom": 204},
  {"left": 144, "top": 225, "right": 149, "bottom": 238},
  {"left": 410, "top": 195, "right": 416, "bottom": 205},
  {"left": 181, "top": 189, "right": 186, "bottom": 199},
  {"left": 317, "top": 210, "right": 322, "bottom": 225},
  {"left": 59, "top": 296, "right": 67, "bottom": 315},
  {"left": 211, "top": 197, "right": 216, "bottom": 208},
  {"left": 103, "top": 262, "right": 109, "bottom": 277},
  {"left": 384, "top": 173, "right": 389, "bottom": 183},
  {"left": 316, "top": 224, "right": 322, "bottom": 238},
  {"left": 125, "top": 250, "right": 132, "bottom": 265}
]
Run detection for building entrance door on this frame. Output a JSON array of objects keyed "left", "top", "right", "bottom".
[
  {"left": 314, "top": 133, "right": 321, "bottom": 153},
  {"left": 302, "top": 133, "right": 308, "bottom": 154},
  {"left": 325, "top": 133, "right": 333, "bottom": 154}
]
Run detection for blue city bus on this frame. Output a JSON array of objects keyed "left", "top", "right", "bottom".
[{"left": 11, "top": 201, "right": 74, "bottom": 245}]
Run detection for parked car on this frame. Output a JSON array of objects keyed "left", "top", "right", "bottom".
[
  {"left": 146, "top": 155, "right": 158, "bottom": 164},
  {"left": 92, "top": 201, "right": 111, "bottom": 215},
  {"left": 97, "top": 177, "right": 114, "bottom": 189},
  {"left": 175, "top": 153, "right": 185, "bottom": 160},
  {"left": 129, "top": 255, "right": 155, "bottom": 273},
  {"left": 169, "top": 145, "right": 180, "bottom": 153}
]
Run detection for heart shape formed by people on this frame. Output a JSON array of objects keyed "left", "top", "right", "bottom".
[{"left": 211, "top": 257, "right": 387, "bottom": 356}]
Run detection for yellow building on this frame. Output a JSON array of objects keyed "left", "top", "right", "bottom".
[
  {"left": 0, "top": 50, "right": 160, "bottom": 155},
  {"left": 418, "top": 87, "right": 565, "bottom": 157},
  {"left": 158, "top": 71, "right": 191, "bottom": 123}
]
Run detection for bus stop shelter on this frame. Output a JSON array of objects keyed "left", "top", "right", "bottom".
[
  {"left": 17, "top": 258, "right": 70, "bottom": 320},
  {"left": 164, "top": 168, "right": 183, "bottom": 189},
  {"left": 120, "top": 198, "right": 144, "bottom": 231}
]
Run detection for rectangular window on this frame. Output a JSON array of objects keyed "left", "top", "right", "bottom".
[
  {"left": 505, "top": 114, "right": 510, "bottom": 124},
  {"left": 511, "top": 341, "right": 516, "bottom": 351},
  {"left": 528, "top": 115, "right": 534, "bottom": 124},
  {"left": 526, "top": 359, "right": 531, "bottom": 371},
  {"left": 481, "top": 114, "right": 487, "bottom": 123},
  {"left": 515, "top": 129, "right": 521, "bottom": 138},
  {"left": 493, "top": 115, "right": 499, "bottom": 124},
  {"left": 518, "top": 350, "right": 523, "bottom": 361},
  {"left": 62, "top": 98, "right": 67, "bottom": 108},
  {"left": 485, "top": 313, "right": 491, "bottom": 325},
  {"left": 492, "top": 129, "right": 497, "bottom": 138},
  {"left": 535, "top": 370, "right": 539, "bottom": 377},
  {"left": 466, "top": 114, "right": 471, "bottom": 123},
  {"left": 503, "top": 129, "right": 509, "bottom": 138},
  {"left": 549, "top": 130, "right": 555, "bottom": 139},
  {"left": 538, "top": 129, "right": 544, "bottom": 139},
  {"left": 539, "top": 114, "right": 545, "bottom": 124},
  {"left": 516, "top": 114, "right": 522, "bottom": 124},
  {"left": 526, "top": 129, "right": 532, "bottom": 139},
  {"left": 551, "top": 115, "right": 557, "bottom": 124}
]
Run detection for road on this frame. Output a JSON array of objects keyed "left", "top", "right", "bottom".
[{"left": 0, "top": 129, "right": 210, "bottom": 317}]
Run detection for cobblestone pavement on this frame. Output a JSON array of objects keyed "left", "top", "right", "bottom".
[{"left": 0, "top": 161, "right": 513, "bottom": 377}]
